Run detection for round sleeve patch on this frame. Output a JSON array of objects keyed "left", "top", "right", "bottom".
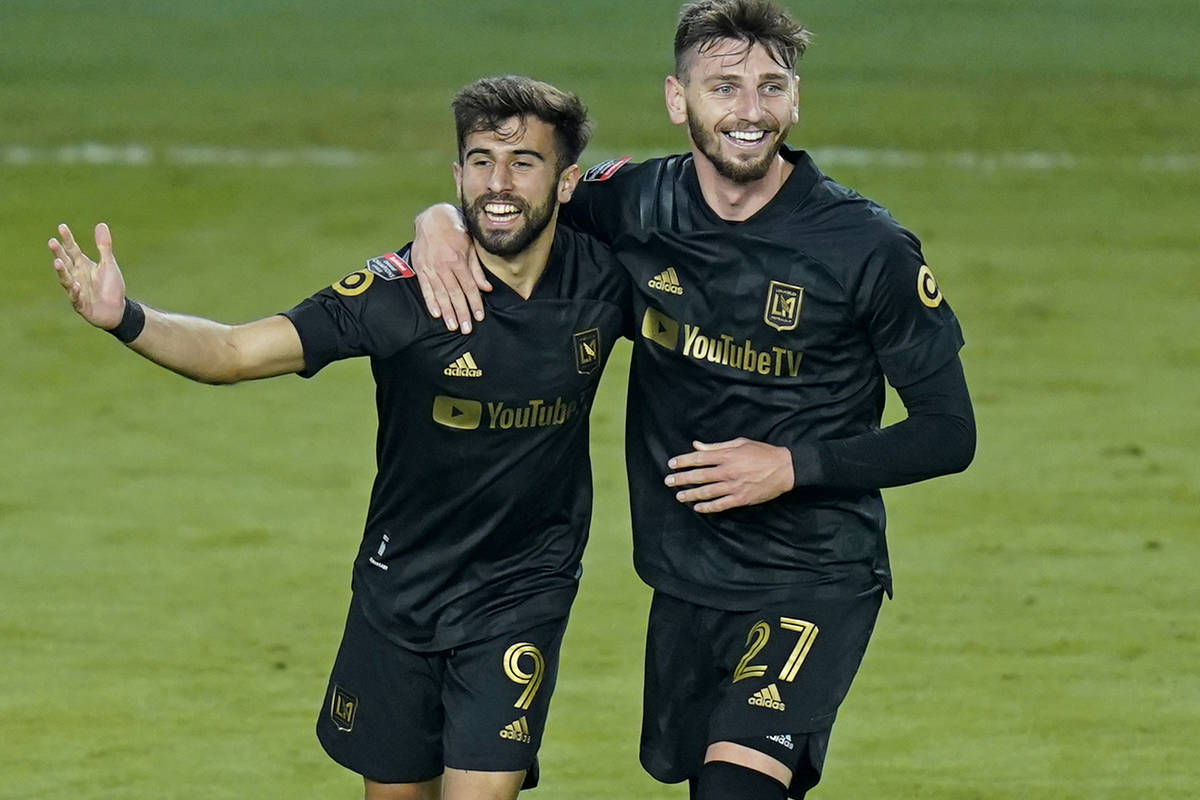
[
  {"left": 917, "top": 265, "right": 944, "bottom": 308},
  {"left": 334, "top": 269, "right": 375, "bottom": 297}
]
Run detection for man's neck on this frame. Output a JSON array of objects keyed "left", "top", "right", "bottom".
[
  {"left": 691, "top": 151, "right": 794, "bottom": 222},
  {"left": 475, "top": 213, "right": 559, "bottom": 300}
]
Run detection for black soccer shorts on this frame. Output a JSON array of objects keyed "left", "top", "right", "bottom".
[
  {"left": 639, "top": 585, "right": 883, "bottom": 796},
  {"left": 316, "top": 593, "right": 567, "bottom": 786}
]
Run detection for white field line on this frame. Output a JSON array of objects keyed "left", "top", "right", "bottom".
[{"left": 3, "top": 142, "right": 1198, "bottom": 173}]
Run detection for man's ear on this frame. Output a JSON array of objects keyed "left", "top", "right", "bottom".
[
  {"left": 790, "top": 75, "right": 800, "bottom": 124},
  {"left": 452, "top": 160, "right": 463, "bottom": 196},
  {"left": 665, "top": 74, "right": 688, "bottom": 126},
  {"left": 557, "top": 163, "right": 582, "bottom": 203}
]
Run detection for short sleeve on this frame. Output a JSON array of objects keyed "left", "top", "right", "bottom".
[
  {"left": 281, "top": 254, "right": 424, "bottom": 378},
  {"left": 560, "top": 158, "right": 634, "bottom": 245},
  {"left": 854, "top": 229, "right": 965, "bottom": 388}
]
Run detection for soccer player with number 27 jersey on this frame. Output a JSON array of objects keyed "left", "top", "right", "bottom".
[{"left": 412, "top": 2, "right": 976, "bottom": 798}]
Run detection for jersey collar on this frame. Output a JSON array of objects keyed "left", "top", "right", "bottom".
[{"left": 684, "top": 146, "right": 822, "bottom": 228}]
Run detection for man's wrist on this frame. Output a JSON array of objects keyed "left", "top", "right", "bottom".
[
  {"left": 788, "top": 441, "right": 827, "bottom": 489},
  {"left": 107, "top": 298, "right": 146, "bottom": 343}
]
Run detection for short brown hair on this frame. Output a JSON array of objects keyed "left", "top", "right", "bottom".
[
  {"left": 452, "top": 75, "right": 592, "bottom": 171},
  {"left": 674, "top": 0, "right": 812, "bottom": 79}
]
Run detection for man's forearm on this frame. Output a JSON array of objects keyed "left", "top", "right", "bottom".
[
  {"left": 126, "top": 305, "right": 303, "bottom": 385},
  {"left": 790, "top": 357, "right": 976, "bottom": 490}
]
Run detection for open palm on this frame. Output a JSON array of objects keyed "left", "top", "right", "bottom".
[{"left": 49, "top": 222, "right": 126, "bottom": 330}]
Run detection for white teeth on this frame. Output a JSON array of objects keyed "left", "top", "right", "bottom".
[
  {"left": 484, "top": 202, "right": 519, "bottom": 216},
  {"left": 726, "top": 130, "right": 766, "bottom": 143}
]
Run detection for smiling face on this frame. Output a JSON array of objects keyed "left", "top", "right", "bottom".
[
  {"left": 453, "top": 115, "right": 575, "bottom": 259},
  {"left": 667, "top": 38, "right": 799, "bottom": 184}
]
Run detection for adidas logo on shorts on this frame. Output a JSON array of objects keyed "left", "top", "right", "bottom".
[
  {"left": 766, "top": 733, "right": 795, "bottom": 750},
  {"left": 444, "top": 352, "right": 483, "bottom": 378},
  {"left": 748, "top": 683, "right": 787, "bottom": 711},
  {"left": 647, "top": 267, "right": 684, "bottom": 295},
  {"left": 500, "top": 716, "right": 532, "bottom": 744}
]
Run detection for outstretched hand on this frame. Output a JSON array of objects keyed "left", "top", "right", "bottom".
[
  {"left": 665, "top": 438, "right": 795, "bottom": 514},
  {"left": 49, "top": 222, "right": 126, "bottom": 330}
]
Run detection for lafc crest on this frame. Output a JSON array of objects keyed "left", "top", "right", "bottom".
[
  {"left": 574, "top": 328, "right": 600, "bottom": 373},
  {"left": 764, "top": 281, "right": 804, "bottom": 332}
]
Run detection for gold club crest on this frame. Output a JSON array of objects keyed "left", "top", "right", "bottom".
[
  {"left": 764, "top": 281, "right": 804, "bottom": 332},
  {"left": 574, "top": 328, "right": 601, "bottom": 373}
]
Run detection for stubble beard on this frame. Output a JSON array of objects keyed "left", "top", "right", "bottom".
[
  {"left": 687, "top": 110, "right": 791, "bottom": 184},
  {"left": 460, "top": 185, "right": 557, "bottom": 259}
]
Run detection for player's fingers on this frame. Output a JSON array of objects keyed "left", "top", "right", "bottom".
[
  {"left": 674, "top": 481, "right": 732, "bottom": 505},
  {"left": 53, "top": 257, "right": 73, "bottom": 288},
  {"left": 441, "top": 278, "right": 475, "bottom": 335},
  {"left": 415, "top": 267, "right": 446, "bottom": 321},
  {"left": 57, "top": 223, "right": 86, "bottom": 262},
  {"left": 691, "top": 438, "right": 748, "bottom": 451},
  {"left": 94, "top": 222, "right": 114, "bottom": 262},
  {"left": 666, "top": 449, "right": 724, "bottom": 470},
  {"left": 467, "top": 248, "right": 492, "bottom": 320},
  {"left": 666, "top": 466, "right": 723, "bottom": 489},
  {"left": 423, "top": 273, "right": 460, "bottom": 331},
  {"left": 692, "top": 494, "right": 740, "bottom": 514}
]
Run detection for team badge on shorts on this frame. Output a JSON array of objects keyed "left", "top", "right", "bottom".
[
  {"left": 329, "top": 685, "right": 358, "bottom": 732},
  {"left": 573, "top": 328, "right": 601, "bottom": 374},
  {"left": 764, "top": 281, "right": 804, "bottom": 332}
]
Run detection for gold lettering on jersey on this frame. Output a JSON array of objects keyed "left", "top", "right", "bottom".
[
  {"left": 917, "top": 265, "right": 944, "bottom": 308},
  {"left": 682, "top": 325, "right": 802, "bottom": 378},
  {"left": 574, "top": 328, "right": 600, "bottom": 374},
  {"left": 432, "top": 395, "right": 483, "bottom": 430},
  {"left": 486, "top": 397, "right": 579, "bottom": 430},
  {"left": 333, "top": 270, "right": 374, "bottom": 297},
  {"left": 764, "top": 281, "right": 803, "bottom": 332}
]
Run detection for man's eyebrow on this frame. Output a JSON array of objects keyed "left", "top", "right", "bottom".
[
  {"left": 705, "top": 71, "right": 790, "bottom": 83},
  {"left": 465, "top": 147, "right": 547, "bottom": 161}
]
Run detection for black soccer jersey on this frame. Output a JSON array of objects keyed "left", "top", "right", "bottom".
[
  {"left": 563, "top": 148, "right": 964, "bottom": 609},
  {"left": 283, "top": 227, "right": 631, "bottom": 650}
]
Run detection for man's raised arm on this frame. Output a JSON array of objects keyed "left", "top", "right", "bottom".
[{"left": 49, "top": 222, "right": 305, "bottom": 384}]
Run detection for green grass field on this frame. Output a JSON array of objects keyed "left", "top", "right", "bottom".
[{"left": 3, "top": 1, "right": 1198, "bottom": 798}]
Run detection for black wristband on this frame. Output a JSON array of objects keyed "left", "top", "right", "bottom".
[{"left": 107, "top": 298, "right": 146, "bottom": 343}]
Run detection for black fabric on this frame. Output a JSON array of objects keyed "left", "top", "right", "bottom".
[
  {"left": 790, "top": 354, "right": 976, "bottom": 490},
  {"left": 691, "top": 761, "right": 788, "bottom": 800},
  {"left": 316, "top": 595, "right": 565, "bottom": 784},
  {"left": 282, "top": 229, "right": 630, "bottom": 650},
  {"left": 640, "top": 589, "right": 881, "bottom": 785},
  {"left": 562, "top": 147, "right": 970, "bottom": 608}
]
